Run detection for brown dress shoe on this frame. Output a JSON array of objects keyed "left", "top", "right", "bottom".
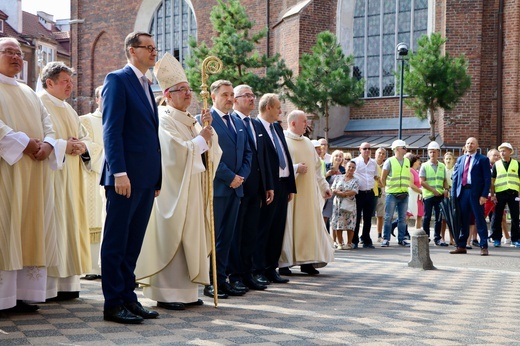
[
  {"left": 449, "top": 247, "right": 467, "bottom": 254},
  {"left": 480, "top": 248, "right": 489, "bottom": 256}
]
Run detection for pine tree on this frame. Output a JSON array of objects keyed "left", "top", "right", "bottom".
[
  {"left": 403, "top": 33, "right": 471, "bottom": 141},
  {"left": 285, "top": 31, "right": 364, "bottom": 143},
  {"left": 185, "top": 0, "right": 292, "bottom": 97}
]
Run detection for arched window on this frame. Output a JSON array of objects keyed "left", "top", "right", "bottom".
[
  {"left": 150, "top": 0, "right": 197, "bottom": 66},
  {"left": 353, "top": 0, "right": 428, "bottom": 98}
]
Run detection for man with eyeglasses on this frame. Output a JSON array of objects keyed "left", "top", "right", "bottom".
[
  {"left": 203, "top": 80, "right": 252, "bottom": 299},
  {"left": 381, "top": 139, "right": 411, "bottom": 247},
  {"left": 100, "top": 31, "right": 162, "bottom": 324},
  {"left": 227, "top": 85, "right": 274, "bottom": 292},
  {"left": 0, "top": 37, "right": 65, "bottom": 314},
  {"left": 352, "top": 142, "right": 379, "bottom": 249},
  {"left": 38, "top": 61, "right": 92, "bottom": 302}
]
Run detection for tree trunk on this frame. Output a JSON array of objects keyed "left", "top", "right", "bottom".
[
  {"left": 324, "top": 103, "right": 329, "bottom": 144},
  {"left": 428, "top": 107, "right": 436, "bottom": 142}
]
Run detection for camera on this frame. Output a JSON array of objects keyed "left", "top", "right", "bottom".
[{"left": 396, "top": 42, "right": 409, "bottom": 56}]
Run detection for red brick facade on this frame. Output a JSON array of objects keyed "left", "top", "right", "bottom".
[{"left": 72, "top": 0, "right": 518, "bottom": 150}]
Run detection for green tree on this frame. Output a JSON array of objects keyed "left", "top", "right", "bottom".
[
  {"left": 286, "top": 31, "right": 364, "bottom": 143},
  {"left": 185, "top": 0, "right": 292, "bottom": 97},
  {"left": 403, "top": 32, "right": 472, "bottom": 141}
]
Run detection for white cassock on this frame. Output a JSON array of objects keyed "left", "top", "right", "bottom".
[
  {"left": 135, "top": 105, "right": 221, "bottom": 303},
  {"left": 80, "top": 109, "right": 104, "bottom": 274},
  {"left": 0, "top": 74, "right": 65, "bottom": 309},
  {"left": 279, "top": 131, "right": 334, "bottom": 269},
  {"left": 39, "top": 91, "right": 92, "bottom": 297}
]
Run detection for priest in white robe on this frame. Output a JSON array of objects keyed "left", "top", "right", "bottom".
[
  {"left": 280, "top": 110, "right": 334, "bottom": 274},
  {"left": 39, "top": 61, "right": 92, "bottom": 301},
  {"left": 135, "top": 53, "right": 221, "bottom": 310},
  {"left": 79, "top": 85, "right": 105, "bottom": 277},
  {"left": 0, "top": 37, "right": 65, "bottom": 313}
]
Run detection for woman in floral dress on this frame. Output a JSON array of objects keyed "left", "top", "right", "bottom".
[{"left": 331, "top": 161, "right": 359, "bottom": 250}]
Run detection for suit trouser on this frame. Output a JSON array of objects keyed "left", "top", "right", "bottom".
[
  {"left": 254, "top": 178, "right": 291, "bottom": 274},
  {"left": 228, "top": 191, "right": 262, "bottom": 282},
  {"left": 457, "top": 188, "right": 488, "bottom": 248},
  {"left": 491, "top": 190, "right": 520, "bottom": 242},
  {"left": 353, "top": 190, "right": 376, "bottom": 245},
  {"left": 101, "top": 187, "right": 155, "bottom": 310},
  {"left": 212, "top": 195, "right": 240, "bottom": 284}
]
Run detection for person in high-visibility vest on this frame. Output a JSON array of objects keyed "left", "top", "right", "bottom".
[
  {"left": 490, "top": 142, "right": 520, "bottom": 248},
  {"left": 420, "top": 141, "right": 449, "bottom": 246},
  {"left": 381, "top": 139, "right": 412, "bottom": 247}
]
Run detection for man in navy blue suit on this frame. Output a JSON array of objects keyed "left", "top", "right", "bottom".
[
  {"left": 450, "top": 137, "right": 491, "bottom": 256},
  {"left": 100, "top": 32, "right": 162, "bottom": 323},
  {"left": 227, "top": 85, "right": 274, "bottom": 292},
  {"left": 203, "top": 80, "right": 252, "bottom": 299}
]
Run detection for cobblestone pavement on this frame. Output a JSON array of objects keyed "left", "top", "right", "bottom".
[{"left": 1, "top": 228, "right": 520, "bottom": 345}]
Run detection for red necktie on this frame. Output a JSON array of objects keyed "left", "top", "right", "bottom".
[{"left": 462, "top": 155, "right": 471, "bottom": 186}]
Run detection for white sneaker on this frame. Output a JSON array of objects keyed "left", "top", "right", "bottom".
[
  {"left": 377, "top": 236, "right": 383, "bottom": 243},
  {"left": 505, "top": 238, "right": 511, "bottom": 244},
  {"left": 381, "top": 239, "right": 389, "bottom": 247}
]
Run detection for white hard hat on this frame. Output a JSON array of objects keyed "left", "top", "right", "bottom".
[
  {"left": 391, "top": 139, "right": 407, "bottom": 150},
  {"left": 498, "top": 142, "right": 514, "bottom": 153},
  {"left": 427, "top": 141, "right": 441, "bottom": 150},
  {"left": 311, "top": 139, "right": 321, "bottom": 147}
]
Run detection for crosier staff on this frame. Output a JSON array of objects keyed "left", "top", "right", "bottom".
[{"left": 200, "top": 56, "right": 223, "bottom": 307}]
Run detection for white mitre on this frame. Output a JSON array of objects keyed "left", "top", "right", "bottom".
[{"left": 153, "top": 52, "right": 188, "bottom": 92}]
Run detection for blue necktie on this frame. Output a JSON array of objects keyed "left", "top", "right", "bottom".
[
  {"left": 223, "top": 114, "right": 236, "bottom": 141},
  {"left": 270, "top": 123, "right": 286, "bottom": 169},
  {"left": 244, "top": 117, "right": 255, "bottom": 148}
]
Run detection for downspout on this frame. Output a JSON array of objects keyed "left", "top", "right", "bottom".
[
  {"left": 497, "top": 0, "right": 504, "bottom": 144},
  {"left": 266, "top": 0, "right": 270, "bottom": 57}
]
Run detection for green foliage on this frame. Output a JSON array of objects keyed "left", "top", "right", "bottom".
[
  {"left": 403, "top": 32, "right": 471, "bottom": 140},
  {"left": 185, "top": 0, "right": 292, "bottom": 97},
  {"left": 285, "top": 31, "right": 364, "bottom": 141}
]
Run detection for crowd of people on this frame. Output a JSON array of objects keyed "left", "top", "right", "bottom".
[{"left": 1, "top": 32, "right": 519, "bottom": 325}]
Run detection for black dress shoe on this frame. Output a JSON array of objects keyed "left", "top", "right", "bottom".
[
  {"left": 185, "top": 299, "right": 204, "bottom": 306},
  {"left": 46, "top": 291, "right": 80, "bottom": 302},
  {"left": 125, "top": 301, "right": 159, "bottom": 319},
  {"left": 81, "top": 274, "right": 101, "bottom": 280},
  {"left": 265, "top": 270, "right": 289, "bottom": 283},
  {"left": 103, "top": 305, "right": 143, "bottom": 324},
  {"left": 300, "top": 264, "right": 319, "bottom": 275},
  {"left": 203, "top": 285, "right": 228, "bottom": 299},
  {"left": 157, "top": 301, "right": 185, "bottom": 310},
  {"left": 2, "top": 300, "right": 39, "bottom": 313},
  {"left": 278, "top": 267, "right": 292, "bottom": 276},
  {"left": 219, "top": 282, "right": 246, "bottom": 296},
  {"left": 230, "top": 280, "right": 249, "bottom": 292},
  {"left": 243, "top": 277, "right": 267, "bottom": 290},
  {"left": 252, "top": 274, "right": 271, "bottom": 285}
]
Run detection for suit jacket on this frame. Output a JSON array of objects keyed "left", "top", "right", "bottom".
[
  {"left": 257, "top": 120, "right": 297, "bottom": 194},
  {"left": 452, "top": 152, "right": 490, "bottom": 199},
  {"left": 231, "top": 112, "right": 273, "bottom": 196},
  {"left": 210, "top": 108, "right": 252, "bottom": 198},
  {"left": 100, "top": 65, "right": 161, "bottom": 190}
]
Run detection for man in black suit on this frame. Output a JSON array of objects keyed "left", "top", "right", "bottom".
[
  {"left": 253, "top": 94, "right": 296, "bottom": 284},
  {"left": 228, "top": 85, "right": 274, "bottom": 292}
]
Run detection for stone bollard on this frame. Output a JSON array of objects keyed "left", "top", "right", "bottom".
[{"left": 408, "top": 229, "right": 436, "bottom": 270}]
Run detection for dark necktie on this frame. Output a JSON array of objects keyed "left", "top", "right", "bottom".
[
  {"left": 270, "top": 123, "right": 286, "bottom": 169},
  {"left": 244, "top": 117, "right": 255, "bottom": 148},
  {"left": 223, "top": 114, "right": 236, "bottom": 141},
  {"left": 140, "top": 76, "right": 153, "bottom": 110},
  {"left": 462, "top": 155, "right": 471, "bottom": 186}
]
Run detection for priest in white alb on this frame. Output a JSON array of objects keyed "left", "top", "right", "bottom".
[
  {"left": 280, "top": 110, "right": 334, "bottom": 275},
  {"left": 39, "top": 61, "right": 92, "bottom": 301},
  {"left": 135, "top": 53, "right": 221, "bottom": 310},
  {"left": 0, "top": 37, "right": 65, "bottom": 313}
]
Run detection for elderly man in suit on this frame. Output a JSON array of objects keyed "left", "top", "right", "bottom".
[
  {"left": 100, "top": 31, "right": 162, "bottom": 324},
  {"left": 450, "top": 137, "right": 491, "bottom": 256},
  {"left": 203, "top": 80, "right": 252, "bottom": 299}
]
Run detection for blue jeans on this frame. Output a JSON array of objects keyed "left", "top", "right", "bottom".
[{"left": 383, "top": 193, "right": 409, "bottom": 242}]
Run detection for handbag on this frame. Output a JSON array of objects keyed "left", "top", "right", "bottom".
[{"left": 339, "top": 197, "right": 356, "bottom": 212}]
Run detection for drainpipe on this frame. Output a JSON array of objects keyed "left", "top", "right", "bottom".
[
  {"left": 266, "top": 0, "right": 270, "bottom": 57},
  {"left": 497, "top": 0, "right": 504, "bottom": 144}
]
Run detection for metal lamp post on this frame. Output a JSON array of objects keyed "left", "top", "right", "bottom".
[{"left": 396, "top": 42, "right": 409, "bottom": 140}]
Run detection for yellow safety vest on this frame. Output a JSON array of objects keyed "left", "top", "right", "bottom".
[
  {"left": 386, "top": 157, "right": 411, "bottom": 194},
  {"left": 422, "top": 161, "right": 446, "bottom": 199},
  {"left": 495, "top": 159, "right": 520, "bottom": 192}
]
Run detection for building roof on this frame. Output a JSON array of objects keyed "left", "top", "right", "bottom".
[
  {"left": 21, "top": 11, "right": 69, "bottom": 56},
  {"left": 0, "top": 10, "right": 30, "bottom": 44},
  {"left": 344, "top": 117, "right": 429, "bottom": 132},
  {"left": 330, "top": 133, "right": 451, "bottom": 150}
]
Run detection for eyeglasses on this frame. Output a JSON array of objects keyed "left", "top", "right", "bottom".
[
  {"left": 400, "top": 147, "right": 407, "bottom": 150},
  {"left": 0, "top": 49, "right": 24, "bottom": 59},
  {"left": 361, "top": 147, "right": 371, "bottom": 150},
  {"left": 132, "top": 45, "right": 157, "bottom": 53},
  {"left": 235, "top": 93, "right": 256, "bottom": 99},
  {"left": 170, "top": 87, "right": 193, "bottom": 94}
]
